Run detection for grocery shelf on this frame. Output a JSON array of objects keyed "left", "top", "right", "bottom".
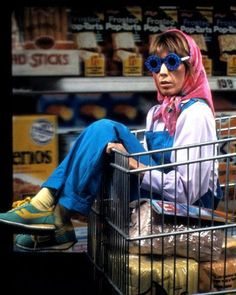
[{"left": 13, "top": 76, "right": 236, "bottom": 95}]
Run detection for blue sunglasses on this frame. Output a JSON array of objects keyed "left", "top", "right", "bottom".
[{"left": 145, "top": 53, "right": 190, "bottom": 73}]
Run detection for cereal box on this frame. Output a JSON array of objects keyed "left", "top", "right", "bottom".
[{"left": 12, "top": 115, "right": 58, "bottom": 202}]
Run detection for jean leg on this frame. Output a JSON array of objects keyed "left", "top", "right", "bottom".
[{"left": 42, "top": 119, "right": 147, "bottom": 215}]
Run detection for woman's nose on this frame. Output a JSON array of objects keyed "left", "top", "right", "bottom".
[{"left": 159, "top": 62, "right": 168, "bottom": 75}]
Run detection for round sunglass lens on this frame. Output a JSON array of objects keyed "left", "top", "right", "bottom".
[
  {"left": 150, "top": 59, "right": 158, "bottom": 68},
  {"left": 145, "top": 55, "right": 161, "bottom": 73},
  {"left": 166, "top": 53, "right": 180, "bottom": 71},
  {"left": 167, "top": 56, "right": 177, "bottom": 66}
]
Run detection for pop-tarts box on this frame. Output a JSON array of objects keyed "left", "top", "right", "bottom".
[{"left": 12, "top": 115, "right": 58, "bottom": 202}]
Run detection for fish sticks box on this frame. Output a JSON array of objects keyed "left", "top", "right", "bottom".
[{"left": 12, "top": 115, "right": 58, "bottom": 202}]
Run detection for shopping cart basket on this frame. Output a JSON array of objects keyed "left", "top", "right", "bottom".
[{"left": 88, "top": 114, "right": 236, "bottom": 295}]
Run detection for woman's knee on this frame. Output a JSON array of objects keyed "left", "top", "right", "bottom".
[
  {"left": 89, "top": 119, "right": 129, "bottom": 138},
  {"left": 92, "top": 118, "right": 121, "bottom": 129}
]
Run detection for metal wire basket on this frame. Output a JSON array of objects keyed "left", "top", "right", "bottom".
[{"left": 88, "top": 114, "right": 236, "bottom": 295}]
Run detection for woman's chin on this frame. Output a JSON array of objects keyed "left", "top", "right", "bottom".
[{"left": 160, "top": 90, "right": 175, "bottom": 97}]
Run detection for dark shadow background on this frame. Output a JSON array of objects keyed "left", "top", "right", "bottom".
[{"left": 2, "top": 1, "right": 235, "bottom": 294}]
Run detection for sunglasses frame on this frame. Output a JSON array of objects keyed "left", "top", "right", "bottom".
[{"left": 145, "top": 53, "right": 190, "bottom": 73}]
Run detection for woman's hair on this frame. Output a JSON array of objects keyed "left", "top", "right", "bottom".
[{"left": 149, "top": 31, "right": 192, "bottom": 75}]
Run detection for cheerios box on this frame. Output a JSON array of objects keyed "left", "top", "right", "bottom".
[{"left": 12, "top": 115, "right": 58, "bottom": 202}]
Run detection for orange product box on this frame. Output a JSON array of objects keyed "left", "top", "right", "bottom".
[{"left": 12, "top": 115, "right": 58, "bottom": 202}]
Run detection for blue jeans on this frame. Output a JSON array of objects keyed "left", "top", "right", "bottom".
[{"left": 42, "top": 119, "right": 148, "bottom": 215}]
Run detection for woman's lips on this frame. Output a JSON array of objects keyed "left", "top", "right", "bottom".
[
  {"left": 160, "top": 80, "right": 171, "bottom": 85},
  {"left": 160, "top": 81, "right": 172, "bottom": 88}
]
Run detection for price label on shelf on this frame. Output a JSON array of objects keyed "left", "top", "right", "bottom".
[{"left": 217, "top": 78, "right": 234, "bottom": 89}]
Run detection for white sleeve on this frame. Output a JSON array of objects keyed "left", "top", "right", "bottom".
[{"left": 141, "top": 102, "right": 217, "bottom": 204}]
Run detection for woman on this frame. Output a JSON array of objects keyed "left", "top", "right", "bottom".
[{"left": 0, "top": 29, "right": 221, "bottom": 250}]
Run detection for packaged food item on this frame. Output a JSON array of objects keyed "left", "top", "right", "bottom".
[
  {"left": 37, "top": 94, "right": 77, "bottom": 127},
  {"left": 129, "top": 200, "right": 224, "bottom": 261},
  {"left": 199, "top": 254, "right": 236, "bottom": 292},
  {"left": 23, "top": 7, "right": 74, "bottom": 50},
  {"left": 105, "top": 6, "right": 143, "bottom": 76},
  {"left": 109, "top": 93, "right": 143, "bottom": 125},
  {"left": 69, "top": 8, "right": 106, "bottom": 76},
  {"left": 12, "top": 7, "right": 80, "bottom": 76},
  {"left": 179, "top": 7, "right": 213, "bottom": 76},
  {"left": 12, "top": 11, "right": 23, "bottom": 50},
  {"left": 125, "top": 255, "right": 199, "bottom": 295},
  {"left": 74, "top": 93, "right": 108, "bottom": 126},
  {"left": 213, "top": 6, "right": 236, "bottom": 76},
  {"left": 12, "top": 115, "right": 58, "bottom": 202},
  {"left": 215, "top": 113, "right": 236, "bottom": 214},
  {"left": 143, "top": 5, "right": 178, "bottom": 76}
]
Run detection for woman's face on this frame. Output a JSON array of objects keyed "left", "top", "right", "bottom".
[{"left": 153, "top": 50, "right": 187, "bottom": 97}]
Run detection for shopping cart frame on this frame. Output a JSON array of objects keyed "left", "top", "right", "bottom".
[{"left": 88, "top": 114, "right": 236, "bottom": 295}]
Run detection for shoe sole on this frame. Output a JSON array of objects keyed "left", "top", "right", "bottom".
[
  {"left": 0, "top": 218, "right": 56, "bottom": 234},
  {"left": 15, "top": 240, "right": 77, "bottom": 251}
]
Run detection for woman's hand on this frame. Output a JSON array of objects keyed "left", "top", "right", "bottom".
[
  {"left": 106, "top": 142, "right": 127, "bottom": 154},
  {"left": 106, "top": 142, "right": 147, "bottom": 170}
]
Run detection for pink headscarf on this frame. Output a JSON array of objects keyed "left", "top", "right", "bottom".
[{"left": 153, "top": 29, "right": 215, "bottom": 136}]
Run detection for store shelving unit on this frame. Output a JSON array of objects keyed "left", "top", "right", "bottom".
[{"left": 13, "top": 76, "right": 236, "bottom": 94}]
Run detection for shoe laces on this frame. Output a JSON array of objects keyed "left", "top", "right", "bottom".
[
  {"left": 12, "top": 196, "right": 32, "bottom": 209},
  {"left": 32, "top": 234, "right": 52, "bottom": 243}
]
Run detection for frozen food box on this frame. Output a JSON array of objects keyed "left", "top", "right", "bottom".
[
  {"left": 213, "top": 6, "right": 236, "bottom": 76},
  {"left": 68, "top": 8, "right": 106, "bottom": 76},
  {"left": 74, "top": 93, "right": 109, "bottom": 126},
  {"left": 179, "top": 7, "right": 213, "bottom": 76},
  {"left": 143, "top": 5, "right": 178, "bottom": 76},
  {"left": 12, "top": 7, "right": 80, "bottom": 76},
  {"left": 108, "top": 92, "right": 144, "bottom": 126},
  {"left": 22, "top": 7, "right": 75, "bottom": 50},
  {"left": 104, "top": 6, "right": 143, "bottom": 76},
  {"left": 37, "top": 94, "right": 77, "bottom": 127},
  {"left": 12, "top": 115, "right": 58, "bottom": 202}
]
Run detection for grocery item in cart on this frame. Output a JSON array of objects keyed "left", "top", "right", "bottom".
[
  {"left": 126, "top": 254, "right": 199, "bottom": 295},
  {"left": 199, "top": 254, "right": 236, "bottom": 292},
  {"left": 129, "top": 200, "right": 225, "bottom": 261}
]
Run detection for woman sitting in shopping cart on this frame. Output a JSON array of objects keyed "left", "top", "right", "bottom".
[{"left": 0, "top": 29, "right": 222, "bottom": 251}]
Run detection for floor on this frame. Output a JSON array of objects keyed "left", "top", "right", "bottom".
[{"left": 2, "top": 246, "right": 98, "bottom": 294}]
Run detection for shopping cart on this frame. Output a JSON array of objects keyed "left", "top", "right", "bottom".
[{"left": 87, "top": 114, "right": 236, "bottom": 295}]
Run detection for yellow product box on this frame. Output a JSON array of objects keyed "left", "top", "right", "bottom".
[
  {"left": 227, "top": 54, "right": 236, "bottom": 76},
  {"left": 202, "top": 55, "right": 212, "bottom": 76},
  {"left": 123, "top": 54, "right": 143, "bottom": 77},
  {"left": 84, "top": 54, "right": 105, "bottom": 77},
  {"left": 12, "top": 115, "right": 58, "bottom": 202}
]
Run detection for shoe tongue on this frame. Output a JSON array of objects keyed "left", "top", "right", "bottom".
[{"left": 12, "top": 197, "right": 32, "bottom": 209}]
